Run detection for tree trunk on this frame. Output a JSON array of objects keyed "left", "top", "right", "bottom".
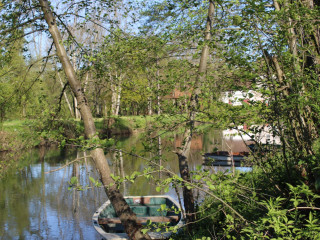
[
  {"left": 38, "top": 1, "right": 150, "bottom": 239},
  {"left": 147, "top": 74, "right": 153, "bottom": 115},
  {"left": 22, "top": 102, "right": 26, "bottom": 118},
  {"left": 147, "top": 96, "right": 152, "bottom": 115},
  {"left": 57, "top": 71, "right": 74, "bottom": 117},
  {"left": 83, "top": 71, "right": 89, "bottom": 93},
  {"left": 110, "top": 74, "right": 117, "bottom": 116},
  {"left": 115, "top": 85, "right": 121, "bottom": 116},
  {"left": 115, "top": 73, "right": 123, "bottom": 116},
  {"left": 156, "top": 59, "right": 161, "bottom": 115},
  {"left": 73, "top": 97, "right": 81, "bottom": 120},
  {"left": 158, "top": 135, "right": 162, "bottom": 179},
  {"left": 176, "top": 0, "right": 214, "bottom": 232}
]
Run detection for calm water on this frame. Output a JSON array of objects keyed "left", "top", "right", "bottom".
[{"left": 0, "top": 130, "right": 250, "bottom": 240}]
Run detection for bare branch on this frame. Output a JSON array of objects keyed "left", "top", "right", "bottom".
[
  {"left": 45, "top": 156, "right": 91, "bottom": 174},
  {"left": 288, "top": 207, "right": 320, "bottom": 212},
  {"left": 0, "top": 16, "right": 42, "bottom": 35}
]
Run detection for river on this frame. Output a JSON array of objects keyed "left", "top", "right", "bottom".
[{"left": 0, "top": 130, "right": 251, "bottom": 240}]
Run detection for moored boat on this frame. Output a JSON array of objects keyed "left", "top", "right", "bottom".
[
  {"left": 203, "top": 151, "right": 249, "bottom": 166},
  {"left": 204, "top": 151, "right": 248, "bottom": 160},
  {"left": 92, "top": 195, "right": 182, "bottom": 240}
]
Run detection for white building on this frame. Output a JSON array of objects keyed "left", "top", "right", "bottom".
[
  {"left": 221, "top": 90, "right": 265, "bottom": 106},
  {"left": 223, "top": 125, "right": 281, "bottom": 145}
]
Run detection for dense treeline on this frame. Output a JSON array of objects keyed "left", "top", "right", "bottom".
[
  {"left": 0, "top": 1, "right": 237, "bottom": 120},
  {"left": 0, "top": 0, "right": 320, "bottom": 239}
]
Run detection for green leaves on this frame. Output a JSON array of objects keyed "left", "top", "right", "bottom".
[
  {"left": 68, "top": 176, "right": 80, "bottom": 191},
  {"left": 160, "top": 204, "right": 167, "bottom": 211},
  {"left": 141, "top": 228, "right": 149, "bottom": 235},
  {"left": 232, "top": 15, "right": 242, "bottom": 25},
  {"left": 68, "top": 175, "right": 103, "bottom": 191},
  {"left": 89, "top": 177, "right": 102, "bottom": 187},
  {"left": 69, "top": 176, "right": 78, "bottom": 185},
  {"left": 241, "top": 184, "right": 320, "bottom": 239}
]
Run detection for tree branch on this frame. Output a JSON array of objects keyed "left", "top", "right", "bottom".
[
  {"left": 45, "top": 156, "right": 90, "bottom": 174},
  {"left": 288, "top": 207, "right": 320, "bottom": 212},
  {"left": 0, "top": 16, "right": 42, "bottom": 35}
]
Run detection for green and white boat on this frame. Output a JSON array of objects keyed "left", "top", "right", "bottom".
[{"left": 92, "top": 195, "right": 183, "bottom": 240}]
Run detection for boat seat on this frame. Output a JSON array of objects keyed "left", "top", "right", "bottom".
[
  {"left": 100, "top": 204, "right": 174, "bottom": 218},
  {"left": 125, "top": 197, "right": 167, "bottom": 205},
  {"left": 130, "top": 205, "right": 168, "bottom": 216},
  {"left": 98, "top": 215, "right": 179, "bottom": 225}
]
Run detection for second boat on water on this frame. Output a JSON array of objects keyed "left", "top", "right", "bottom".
[{"left": 203, "top": 151, "right": 249, "bottom": 167}]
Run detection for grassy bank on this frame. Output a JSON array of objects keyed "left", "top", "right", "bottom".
[
  {"left": 0, "top": 116, "right": 161, "bottom": 151},
  {"left": 0, "top": 120, "right": 40, "bottom": 151},
  {"left": 94, "top": 115, "right": 156, "bottom": 136},
  {"left": 0, "top": 116, "right": 158, "bottom": 176}
]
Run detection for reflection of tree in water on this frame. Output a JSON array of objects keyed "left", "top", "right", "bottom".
[
  {"left": 0, "top": 129, "right": 231, "bottom": 239},
  {"left": 0, "top": 147, "right": 106, "bottom": 239},
  {"left": 112, "top": 150, "right": 127, "bottom": 194},
  {"left": 71, "top": 152, "right": 85, "bottom": 239},
  {"left": 48, "top": 151, "right": 105, "bottom": 239},
  {"left": 0, "top": 150, "right": 44, "bottom": 239}
]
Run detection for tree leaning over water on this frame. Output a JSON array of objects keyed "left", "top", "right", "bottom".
[
  {"left": 37, "top": 0, "right": 150, "bottom": 239},
  {"left": 1, "top": 0, "right": 320, "bottom": 238},
  {"left": 0, "top": 0, "right": 151, "bottom": 238}
]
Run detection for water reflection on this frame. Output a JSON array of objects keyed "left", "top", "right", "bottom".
[
  {"left": 0, "top": 148, "right": 105, "bottom": 240},
  {"left": 0, "top": 130, "right": 251, "bottom": 239}
]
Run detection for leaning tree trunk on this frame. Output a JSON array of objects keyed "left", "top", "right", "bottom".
[
  {"left": 38, "top": 1, "right": 150, "bottom": 239},
  {"left": 176, "top": 0, "right": 214, "bottom": 233}
]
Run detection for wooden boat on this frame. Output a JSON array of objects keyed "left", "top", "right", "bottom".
[
  {"left": 92, "top": 195, "right": 182, "bottom": 240},
  {"left": 203, "top": 151, "right": 249, "bottom": 166}
]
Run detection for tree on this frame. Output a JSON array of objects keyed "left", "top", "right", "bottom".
[
  {"left": 0, "top": 40, "right": 27, "bottom": 120},
  {"left": 171, "top": 0, "right": 215, "bottom": 232},
  {"left": 0, "top": 0, "right": 152, "bottom": 238},
  {"left": 37, "top": 0, "right": 150, "bottom": 239},
  {"left": 140, "top": 0, "right": 219, "bottom": 232},
  {"left": 225, "top": 0, "right": 320, "bottom": 187}
]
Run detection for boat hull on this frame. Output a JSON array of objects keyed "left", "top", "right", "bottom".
[
  {"left": 203, "top": 151, "right": 248, "bottom": 167},
  {"left": 92, "top": 195, "right": 182, "bottom": 240}
]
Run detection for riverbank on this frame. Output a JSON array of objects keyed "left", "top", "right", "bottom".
[
  {"left": 0, "top": 116, "right": 153, "bottom": 176},
  {"left": 0, "top": 120, "right": 39, "bottom": 152},
  {"left": 0, "top": 114, "right": 200, "bottom": 176},
  {"left": 0, "top": 116, "right": 160, "bottom": 151}
]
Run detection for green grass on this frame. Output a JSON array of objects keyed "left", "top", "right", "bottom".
[
  {"left": 0, "top": 115, "right": 185, "bottom": 151},
  {"left": 1, "top": 116, "right": 154, "bottom": 137},
  {"left": 1, "top": 119, "right": 27, "bottom": 131},
  {"left": 95, "top": 115, "right": 157, "bottom": 132},
  {"left": 118, "top": 115, "right": 155, "bottom": 130},
  {"left": 0, "top": 120, "right": 41, "bottom": 151}
]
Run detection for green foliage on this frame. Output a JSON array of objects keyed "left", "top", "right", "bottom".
[
  {"left": 0, "top": 120, "right": 41, "bottom": 151},
  {"left": 171, "top": 168, "right": 320, "bottom": 239},
  {"left": 0, "top": 1, "right": 320, "bottom": 239},
  {"left": 89, "top": 176, "right": 102, "bottom": 187},
  {"left": 31, "top": 115, "right": 83, "bottom": 145},
  {"left": 0, "top": 39, "right": 28, "bottom": 120},
  {"left": 241, "top": 184, "right": 320, "bottom": 239},
  {"left": 68, "top": 175, "right": 101, "bottom": 191}
]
